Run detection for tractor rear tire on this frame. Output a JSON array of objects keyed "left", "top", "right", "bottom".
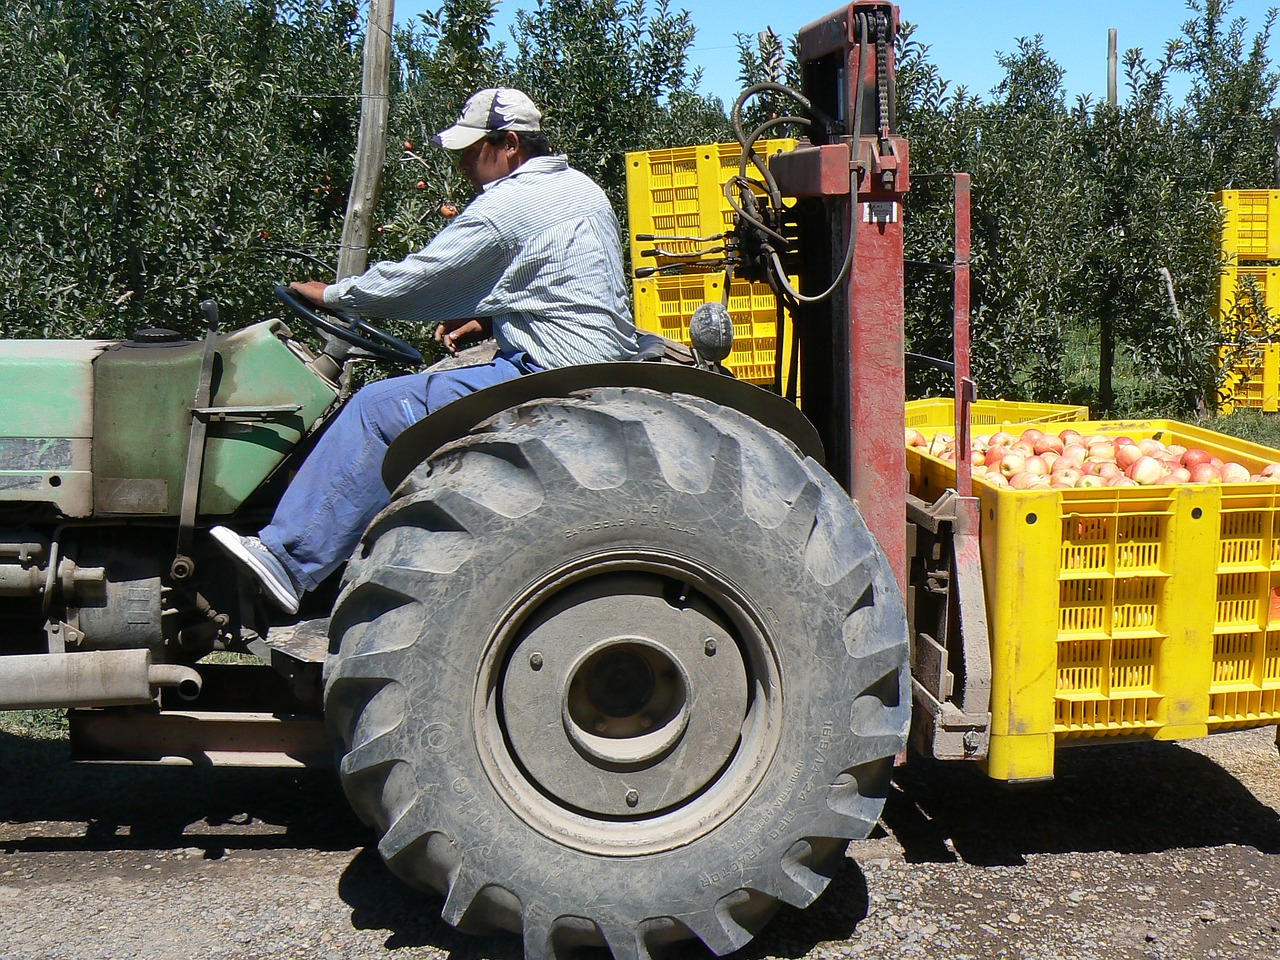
[{"left": 324, "top": 387, "right": 909, "bottom": 960}]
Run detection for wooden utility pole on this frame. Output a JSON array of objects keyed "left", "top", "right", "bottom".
[
  {"left": 337, "top": 0, "right": 394, "bottom": 280},
  {"left": 1100, "top": 28, "right": 1119, "bottom": 413},
  {"left": 1107, "top": 29, "right": 1118, "bottom": 108}
]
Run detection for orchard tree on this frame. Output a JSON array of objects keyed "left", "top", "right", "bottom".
[
  {"left": 375, "top": 0, "right": 513, "bottom": 260},
  {"left": 1176, "top": 0, "right": 1280, "bottom": 189},
  {"left": 1071, "top": 51, "right": 1222, "bottom": 414},
  {"left": 509, "top": 0, "right": 730, "bottom": 215},
  {"left": 0, "top": 0, "right": 364, "bottom": 339},
  {"left": 733, "top": 27, "right": 795, "bottom": 136},
  {"left": 899, "top": 36, "right": 1086, "bottom": 404}
]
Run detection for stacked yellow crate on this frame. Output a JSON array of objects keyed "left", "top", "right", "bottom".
[
  {"left": 625, "top": 140, "right": 797, "bottom": 385},
  {"left": 1218, "top": 191, "right": 1280, "bottom": 412}
]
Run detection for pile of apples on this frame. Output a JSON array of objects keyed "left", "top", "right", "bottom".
[{"left": 906, "top": 425, "right": 1280, "bottom": 491}]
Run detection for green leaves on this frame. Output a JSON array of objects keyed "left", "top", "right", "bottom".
[
  {"left": 900, "top": 2, "right": 1275, "bottom": 417},
  {"left": 0, "top": 0, "right": 726, "bottom": 349},
  {"left": 0, "top": 0, "right": 363, "bottom": 340}
]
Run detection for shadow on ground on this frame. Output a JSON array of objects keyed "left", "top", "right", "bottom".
[
  {"left": 884, "top": 736, "right": 1280, "bottom": 867},
  {"left": 10, "top": 723, "right": 1275, "bottom": 957},
  {"left": 339, "top": 845, "right": 868, "bottom": 960},
  {"left": 0, "top": 730, "right": 365, "bottom": 857}
]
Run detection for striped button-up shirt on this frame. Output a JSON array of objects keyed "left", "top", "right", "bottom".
[{"left": 324, "top": 155, "right": 639, "bottom": 369}]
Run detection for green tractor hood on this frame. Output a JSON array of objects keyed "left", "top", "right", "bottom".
[{"left": 0, "top": 320, "right": 338, "bottom": 519}]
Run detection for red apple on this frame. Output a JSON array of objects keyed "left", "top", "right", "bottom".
[
  {"left": 1000, "top": 453, "right": 1027, "bottom": 478},
  {"left": 1088, "top": 439, "right": 1117, "bottom": 461},
  {"left": 1126, "top": 456, "right": 1164, "bottom": 485},
  {"left": 1221, "top": 462, "right": 1252, "bottom": 484},
  {"left": 1053, "top": 456, "right": 1083, "bottom": 475},
  {"left": 1189, "top": 461, "right": 1221, "bottom": 483},
  {"left": 1115, "top": 442, "right": 1143, "bottom": 469},
  {"left": 1035, "top": 434, "right": 1065, "bottom": 455},
  {"left": 1010, "top": 471, "right": 1050, "bottom": 490},
  {"left": 1023, "top": 455, "right": 1050, "bottom": 477}
]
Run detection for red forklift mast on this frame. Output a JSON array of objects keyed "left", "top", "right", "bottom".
[{"left": 770, "top": 2, "right": 909, "bottom": 591}]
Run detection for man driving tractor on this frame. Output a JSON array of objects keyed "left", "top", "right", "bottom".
[{"left": 212, "top": 87, "right": 640, "bottom": 613}]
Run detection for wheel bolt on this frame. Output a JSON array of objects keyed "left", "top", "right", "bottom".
[
  {"left": 625, "top": 789, "right": 640, "bottom": 807},
  {"left": 704, "top": 638, "right": 717, "bottom": 656},
  {"left": 639, "top": 714, "right": 653, "bottom": 730},
  {"left": 593, "top": 717, "right": 607, "bottom": 733},
  {"left": 529, "top": 652, "right": 543, "bottom": 671}
]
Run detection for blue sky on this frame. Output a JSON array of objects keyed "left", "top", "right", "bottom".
[{"left": 393, "top": 0, "right": 1278, "bottom": 107}]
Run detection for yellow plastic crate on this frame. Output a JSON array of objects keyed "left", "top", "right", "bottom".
[
  {"left": 626, "top": 140, "right": 798, "bottom": 385},
  {"left": 1219, "top": 189, "right": 1280, "bottom": 263},
  {"left": 633, "top": 273, "right": 793, "bottom": 384},
  {"left": 625, "top": 139, "right": 798, "bottom": 265},
  {"left": 905, "top": 398, "right": 1089, "bottom": 429},
  {"left": 1218, "top": 342, "right": 1280, "bottom": 414},
  {"left": 1218, "top": 265, "right": 1280, "bottom": 338},
  {"left": 908, "top": 418, "right": 1280, "bottom": 782}
]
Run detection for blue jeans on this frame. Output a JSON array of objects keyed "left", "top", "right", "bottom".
[{"left": 260, "top": 352, "right": 539, "bottom": 592}]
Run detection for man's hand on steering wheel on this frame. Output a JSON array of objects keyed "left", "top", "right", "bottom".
[
  {"left": 274, "top": 284, "right": 422, "bottom": 365},
  {"left": 289, "top": 280, "right": 330, "bottom": 309}
]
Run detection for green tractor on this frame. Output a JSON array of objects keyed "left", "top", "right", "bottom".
[
  {"left": 0, "top": 284, "right": 910, "bottom": 958},
  {"left": 0, "top": 4, "right": 926, "bottom": 955}
]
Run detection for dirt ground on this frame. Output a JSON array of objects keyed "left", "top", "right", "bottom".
[{"left": 2, "top": 722, "right": 1279, "bottom": 960}]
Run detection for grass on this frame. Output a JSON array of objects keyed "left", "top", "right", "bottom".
[
  {"left": 1200, "top": 409, "right": 1280, "bottom": 448},
  {"left": 0, "top": 652, "right": 263, "bottom": 742},
  {"left": 0, "top": 709, "right": 68, "bottom": 739},
  {"left": 1055, "top": 319, "right": 1280, "bottom": 450}
]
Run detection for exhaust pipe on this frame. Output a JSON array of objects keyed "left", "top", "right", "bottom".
[{"left": 0, "top": 649, "right": 202, "bottom": 709}]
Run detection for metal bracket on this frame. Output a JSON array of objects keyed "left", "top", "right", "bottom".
[
  {"left": 190, "top": 403, "right": 302, "bottom": 423},
  {"left": 906, "top": 488, "right": 992, "bottom": 761},
  {"left": 173, "top": 300, "right": 220, "bottom": 580},
  {"left": 44, "top": 619, "right": 85, "bottom": 654}
]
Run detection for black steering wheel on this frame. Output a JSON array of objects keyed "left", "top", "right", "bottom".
[{"left": 274, "top": 284, "right": 422, "bottom": 365}]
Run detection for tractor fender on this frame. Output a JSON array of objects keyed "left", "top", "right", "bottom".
[{"left": 381, "top": 361, "right": 824, "bottom": 494}]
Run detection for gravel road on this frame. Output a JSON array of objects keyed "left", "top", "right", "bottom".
[{"left": 2, "top": 723, "right": 1279, "bottom": 960}]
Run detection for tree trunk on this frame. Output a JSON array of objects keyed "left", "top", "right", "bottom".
[
  {"left": 1099, "top": 287, "right": 1116, "bottom": 413},
  {"left": 337, "top": 0, "right": 394, "bottom": 280}
]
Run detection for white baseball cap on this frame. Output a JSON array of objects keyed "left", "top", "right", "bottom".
[{"left": 431, "top": 88, "right": 542, "bottom": 150}]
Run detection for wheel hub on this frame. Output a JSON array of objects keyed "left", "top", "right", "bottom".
[{"left": 500, "top": 576, "right": 748, "bottom": 817}]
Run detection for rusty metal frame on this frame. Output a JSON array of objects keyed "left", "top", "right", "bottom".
[
  {"left": 906, "top": 489, "right": 990, "bottom": 760},
  {"left": 903, "top": 171, "right": 990, "bottom": 760},
  {"left": 784, "top": 2, "right": 909, "bottom": 593}
]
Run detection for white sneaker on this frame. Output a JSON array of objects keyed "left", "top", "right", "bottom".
[{"left": 209, "top": 526, "right": 301, "bottom": 615}]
